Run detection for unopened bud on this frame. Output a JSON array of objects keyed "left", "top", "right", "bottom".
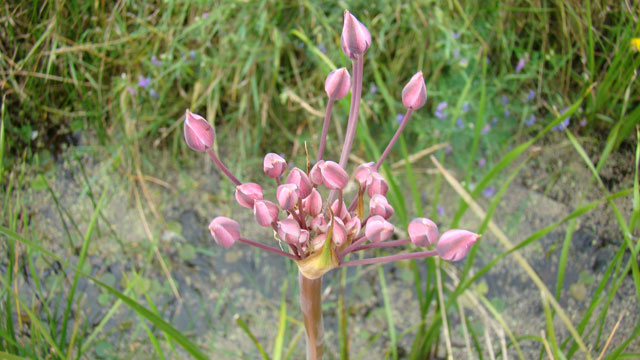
[
  {"left": 401, "top": 71, "right": 427, "bottom": 110},
  {"left": 325, "top": 68, "right": 351, "bottom": 100},
  {"left": 341, "top": 11, "right": 371, "bottom": 59},
  {"left": 408, "top": 217, "right": 438, "bottom": 247},
  {"left": 208, "top": 217, "right": 240, "bottom": 248},
  {"left": 235, "top": 183, "right": 264, "bottom": 209},
  {"left": 183, "top": 110, "right": 215, "bottom": 152},
  {"left": 436, "top": 230, "right": 480, "bottom": 262},
  {"left": 263, "top": 153, "right": 287, "bottom": 178}
]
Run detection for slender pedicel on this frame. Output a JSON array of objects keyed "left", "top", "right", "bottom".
[
  {"left": 238, "top": 238, "right": 299, "bottom": 260},
  {"left": 350, "top": 238, "right": 410, "bottom": 253},
  {"left": 338, "top": 234, "right": 367, "bottom": 259},
  {"left": 206, "top": 149, "right": 242, "bottom": 186},
  {"left": 317, "top": 98, "right": 334, "bottom": 162},
  {"left": 340, "top": 250, "right": 438, "bottom": 267},
  {"left": 375, "top": 108, "right": 413, "bottom": 171},
  {"left": 338, "top": 55, "right": 364, "bottom": 169}
]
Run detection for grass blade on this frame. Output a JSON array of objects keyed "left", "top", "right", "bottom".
[
  {"left": 272, "top": 280, "right": 288, "bottom": 360},
  {"left": 235, "top": 314, "right": 270, "bottom": 360},
  {"left": 0, "top": 225, "right": 209, "bottom": 360},
  {"left": 378, "top": 266, "right": 398, "bottom": 360}
]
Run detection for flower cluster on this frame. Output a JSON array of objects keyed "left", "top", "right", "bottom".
[{"left": 184, "top": 11, "right": 480, "bottom": 279}]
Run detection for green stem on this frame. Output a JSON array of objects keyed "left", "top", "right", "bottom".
[{"left": 299, "top": 272, "right": 324, "bottom": 359}]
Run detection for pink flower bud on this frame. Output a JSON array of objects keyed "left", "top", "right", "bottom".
[
  {"left": 310, "top": 214, "right": 328, "bottom": 233},
  {"left": 319, "top": 160, "right": 349, "bottom": 190},
  {"left": 325, "top": 68, "right": 351, "bottom": 100},
  {"left": 263, "top": 153, "right": 287, "bottom": 178},
  {"left": 286, "top": 167, "right": 312, "bottom": 198},
  {"left": 331, "top": 199, "right": 349, "bottom": 221},
  {"left": 365, "top": 215, "right": 394, "bottom": 243},
  {"left": 408, "top": 217, "right": 438, "bottom": 247},
  {"left": 436, "top": 230, "right": 480, "bottom": 262},
  {"left": 332, "top": 217, "right": 347, "bottom": 246},
  {"left": 303, "top": 188, "right": 323, "bottom": 216},
  {"left": 366, "top": 172, "right": 389, "bottom": 197},
  {"left": 299, "top": 229, "right": 310, "bottom": 245},
  {"left": 311, "top": 233, "right": 327, "bottom": 251},
  {"left": 369, "top": 194, "right": 394, "bottom": 219},
  {"left": 402, "top": 71, "right": 427, "bottom": 110},
  {"left": 235, "top": 183, "right": 264, "bottom": 209},
  {"left": 345, "top": 217, "right": 361, "bottom": 237},
  {"left": 183, "top": 110, "right": 215, "bottom": 152},
  {"left": 341, "top": 11, "right": 371, "bottom": 59},
  {"left": 277, "top": 219, "right": 301, "bottom": 245},
  {"left": 276, "top": 183, "right": 299, "bottom": 210},
  {"left": 354, "top": 162, "right": 375, "bottom": 186},
  {"left": 208, "top": 216, "right": 240, "bottom": 248},
  {"left": 309, "top": 161, "right": 324, "bottom": 185},
  {"left": 253, "top": 200, "right": 279, "bottom": 226}
]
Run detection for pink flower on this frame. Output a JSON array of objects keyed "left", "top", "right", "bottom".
[
  {"left": 436, "top": 230, "right": 480, "bottom": 261},
  {"left": 369, "top": 194, "right": 394, "bottom": 219},
  {"left": 366, "top": 172, "right": 389, "bottom": 198},
  {"left": 183, "top": 110, "right": 214, "bottom": 152},
  {"left": 319, "top": 160, "right": 349, "bottom": 190},
  {"left": 208, "top": 217, "right": 240, "bottom": 248},
  {"left": 309, "top": 161, "right": 324, "bottom": 185},
  {"left": 354, "top": 162, "right": 375, "bottom": 187},
  {"left": 303, "top": 188, "right": 323, "bottom": 216},
  {"left": 408, "top": 218, "right": 438, "bottom": 247},
  {"left": 235, "top": 183, "right": 264, "bottom": 209},
  {"left": 276, "top": 183, "right": 300, "bottom": 210},
  {"left": 325, "top": 68, "right": 351, "bottom": 100},
  {"left": 286, "top": 168, "right": 312, "bottom": 198},
  {"left": 253, "top": 200, "right": 279, "bottom": 226},
  {"left": 341, "top": 11, "right": 371, "bottom": 59},
  {"left": 277, "top": 219, "right": 301, "bottom": 245},
  {"left": 331, "top": 199, "right": 349, "bottom": 221},
  {"left": 402, "top": 71, "right": 427, "bottom": 110},
  {"left": 331, "top": 217, "right": 347, "bottom": 246},
  {"left": 263, "top": 153, "right": 287, "bottom": 178},
  {"left": 365, "top": 215, "right": 394, "bottom": 243}
]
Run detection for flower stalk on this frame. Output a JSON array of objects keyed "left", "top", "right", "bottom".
[{"left": 299, "top": 273, "right": 324, "bottom": 360}]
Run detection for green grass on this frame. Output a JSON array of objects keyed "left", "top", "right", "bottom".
[{"left": 1, "top": 0, "right": 639, "bottom": 359}]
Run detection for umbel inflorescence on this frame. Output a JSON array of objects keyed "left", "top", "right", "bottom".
[{"left": 183, "top": 10, "right": 480, "bottom": 280}]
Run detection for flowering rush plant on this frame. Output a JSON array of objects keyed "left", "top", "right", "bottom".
[{"left": 183, "top": 10, "right": 479, "bottom": 359}]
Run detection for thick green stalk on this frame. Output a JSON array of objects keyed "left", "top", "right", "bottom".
[{"left": 299, "top": 272, "right": 324, "bottom": 360}]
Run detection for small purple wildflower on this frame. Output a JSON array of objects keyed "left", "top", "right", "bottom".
[
  {"left": 462, "top": 102, "right": 469, "bottom": 113},
  {"left": 453, "top": 48, "right": 460, "bottom": 58},
  {"left": 526, "top": 89, "right": 536, "bottom": 102},
  {"left": 456, "top": 118, "right": 464, "bottom": 129},
  {"left": 553, "top": 107, "right": 571, "bottom": 131},
  {"left": 580, "top": 119, "right": 587, "bottom": 127},
  {"left": 481, "top": 124, "right": 491, "bottom": 134},
  {"left": 396, "top": 113, "right": 404, "bottom": 124},
  {"left": 504, "top": 109, "right": 510, "bottom": 118},
  {"left": 515, "top": 57, "right": 526, "bottom": 73},
  {"left": 478, "top": 157, "right": 486, "bottom": 167},
  {"left": 452, "top": 31, "right": 460, "bottom": 39},
  {"left": 151, "top": 55, "right": 161, "bottom": 66},
  {"left": 369, "top": 84, "right": 378, "bottom": 94},
  {"left": 525, "top": 115, "right": 536, "bottom": 127},
  {"left": 459, "top": 58, "right": 468, "bottom": 67},
  {"left": 491, "top": 117, "right": 498, "bottom": 126},
  {"left": 190, "top": 50, "right": 196, "bottom": 59},
  {"left": 445, "top": 145, "right": 452, "bottom": 154},
  {"left": 138, "top": 76, "right": 152, "bottom": 88},
  {"left": 482, "top": 186, "right": 495, "bottom": 198},
  {"left": 435, "top": 102, "right": 448, "bottom": 119},
  {"left": 126, "top": 86, "right": 137, "bottom": 95},
  {"left": 486, "top": 56, "right": 491, "bottom": 64},
  {"left": 318, "top": 44, "right": 327, "bottom": 54},
  {"left": 202, "top": 12, "right": 210, "bottom": 19},
  {"left": 437, "top": 204, "right": 445, "bottom": 216},
  {"left": 501, "top": 95, "right": 509, "bottom": 106},
  {"left": 149, "top": 89, "right": 158, "bottom": 98}
]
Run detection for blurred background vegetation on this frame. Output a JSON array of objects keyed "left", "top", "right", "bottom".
[{"left": 1, "top": 0, "right": 639, "bottom": 359}]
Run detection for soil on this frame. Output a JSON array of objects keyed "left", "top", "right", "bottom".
[{"left": 6, "top": 132, "right": 639, "bottom": 359}]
